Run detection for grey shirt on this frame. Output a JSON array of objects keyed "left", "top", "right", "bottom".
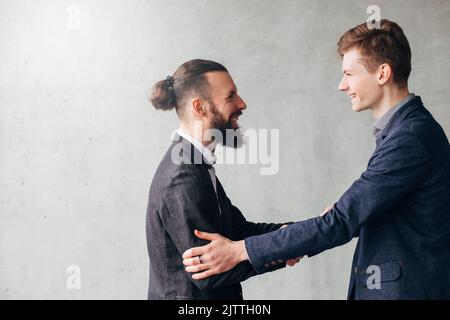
[{"left": 373, "top": 93, "right": 415, "bottom": 139}]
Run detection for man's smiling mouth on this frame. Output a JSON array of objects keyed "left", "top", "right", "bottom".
[{"left": 230, "top": 112, "right": 242, "bottom": 129}]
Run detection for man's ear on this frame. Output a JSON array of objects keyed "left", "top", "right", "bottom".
[
  {"left": 191, "top": 98, "right": 206, "bottom": 117},
  {"left": 377, "top": 63, "right": 392, "bottom": 85}
]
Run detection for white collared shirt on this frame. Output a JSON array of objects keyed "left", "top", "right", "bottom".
[{"left": 176, "top": 129, "right": 217, "bottom": 165}]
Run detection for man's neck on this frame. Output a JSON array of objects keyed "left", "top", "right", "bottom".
[
  {"left": 179, "top": 123, "right": 216, "bottom": 152},
  {"left": 371, "top": 87, "right": 410, "bottom": 120}
]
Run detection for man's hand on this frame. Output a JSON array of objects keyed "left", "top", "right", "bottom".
[
  {"left": 280, "top": 224, "right": 304, "bottom": 266},
  {"left": 320, "top": 204, "right": 334, "bottom": 217},
  {"left": 182, "top": 230, "right": 248, "bottom": 280}
]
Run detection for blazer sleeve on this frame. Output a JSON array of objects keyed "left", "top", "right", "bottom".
[
  {"left": 160, "top": 168, "right": 258, "bottom": 290},
  {"left": 245, "top": 131, "right": 430, "bottom": 274}
]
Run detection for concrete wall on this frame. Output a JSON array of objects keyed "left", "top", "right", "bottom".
[{"left": 1, "top": 0, "right": 449, "bottom": 299}]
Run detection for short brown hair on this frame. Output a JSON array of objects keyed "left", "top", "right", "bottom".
[
  {"left": 149, "top": 59, "right": 227, "bottom": 118},
  {"left": 337, "top": 19, "right": 411, "bottom": 87}
]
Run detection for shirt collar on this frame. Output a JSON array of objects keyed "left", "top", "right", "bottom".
[
  {"left": 373, "top": 93, "right": 415, "bottom": 137},
  {"left": 176, "top": 128, "right": 217, "bottom": 166}
]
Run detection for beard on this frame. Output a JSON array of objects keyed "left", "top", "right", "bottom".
[{"left": 208, "top": 103, "right": 245, "bottom": 149}]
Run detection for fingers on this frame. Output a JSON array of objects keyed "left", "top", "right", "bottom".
[
  {"left": 286, "top": 256, "right": 304, "bottom": 267},
  {"left": 185, "top": 262, "right": 209, "bottom": 273},
  {"left": 194, "top": 229, "right": 220, "bottom": 241},
  {"left": 182, "top": 230, "right": 221, "bottom": 260},
  {"left": 182, "top": 245, "right": 209, "bottom": 259},
  {"left": 183, "top": 257, "right": 201, "bottom": 266},
  {"left": 184, "top": 230, "right": 229, "bottom": 260},
  {"left": 192, "top": 269, "right": 216, "bottom": 280},
  {"left": 286, "top": 258, "right": 299, "bottom": 266},
  {"left": 286, "top": 260, "right": 296, "bottom": 266}
]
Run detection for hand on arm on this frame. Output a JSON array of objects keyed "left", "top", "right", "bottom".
[
  {"left": 182, "top": 204, "right": 334, "bottom": 280},
  {"left": 183, "top": 226, "right": 304, "bottom": 280},
  {"left": 182, "top": 230, "right": 248, "bottom": 280}
]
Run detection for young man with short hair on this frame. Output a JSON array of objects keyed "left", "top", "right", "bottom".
[{"left": 183, "top": 20, "right": 450, "bottom": 300}]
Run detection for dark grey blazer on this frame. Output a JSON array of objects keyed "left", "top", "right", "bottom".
[
  {"left": 245, "top": 96, "right": 450, "bottom": 299},
  {"left": 146, "top": 135, "right": 285, "bottom": 300}
]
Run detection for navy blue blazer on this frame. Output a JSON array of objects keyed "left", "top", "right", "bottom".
[{"left": 245, "top": 96, "right": 450, "bottom": 299}]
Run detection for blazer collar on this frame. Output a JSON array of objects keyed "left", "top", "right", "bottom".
[
  {"left": 377, "top": 95, "right": 424, "bottom": 141},
  {"left": 172, "top": 133, "right": 214, "bottom": 168}
]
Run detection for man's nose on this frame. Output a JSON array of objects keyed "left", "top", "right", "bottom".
[
  {"left": 338, "top": 78, "right": 348, "bottom": 91},
  {"left": 237, "top": 94, "right": 247, "bottom": 110}
]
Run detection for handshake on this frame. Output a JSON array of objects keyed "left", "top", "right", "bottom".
[{"left": 182, "top": 204, "right": 333, "bottom": 280}]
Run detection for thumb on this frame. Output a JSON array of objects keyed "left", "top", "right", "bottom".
[{"left": 194, "top": 229, "right": 219, "bottom": 241}]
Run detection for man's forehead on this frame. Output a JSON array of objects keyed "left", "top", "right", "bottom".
[
  {"left": 205, "top": 71, "right": 236, "bottom": 91},
  {"left": 342, "top": 49, "right": 364, "bottom": 70}
]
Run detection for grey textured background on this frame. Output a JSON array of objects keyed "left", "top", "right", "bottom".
[{"left": 1, "top": 0, "right": 449, "bottom": 299}]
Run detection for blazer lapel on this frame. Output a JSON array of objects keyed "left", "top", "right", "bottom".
[{"left": 173, "top": 134, "right": 225, "bottom": 233}]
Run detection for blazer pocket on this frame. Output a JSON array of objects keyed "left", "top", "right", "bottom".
[
  {"left": 355, "top": 261, "right": 403, "bottom": 299},
  {"left": 357, "top": 261, "right": 402, "bottom": 287}
]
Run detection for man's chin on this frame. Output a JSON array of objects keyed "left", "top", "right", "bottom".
[{"left": 351, "top": 103, "right": 368, "bottom": 112}]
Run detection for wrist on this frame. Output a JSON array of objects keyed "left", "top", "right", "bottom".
[{"left": 236, "top": 240, "right": 249, "bottom": 262}]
